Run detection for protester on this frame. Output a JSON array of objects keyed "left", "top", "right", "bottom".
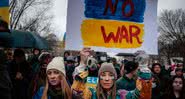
[
  {"left": 33, "top": 57, "right": 72, "bottom": 99},
  {"left": 120, "top": 59, "right": 128, "bottom": 77},
  {"left": 28, "top": 52, "right": 52, "bottom": 99},
  {"left": 65, "top": 56, "right": 76, "bottom": 85},
  {"left": 162, "top": 76, "right": 185, "bottom": 99},
  {"left": 116, "top": 61, "right": 139, "bottom": 91},
  {"left": 8, "top": 49, "right": 32, "bottom": 99},
  {"left": 29, "top": 48, "right": 41, "bottom": 74},
  {"left": 71, "top": 48, "right": 90, "bottom": 99},
  {"left": 87, "top": 57, "right": 99, "bottom": 77},
  {"left": 0, "top": 49, "right": 12, "bottom": 99},
  {"left": 175, "top": 68, "right": 183, "bottom": 77},
  {"left": 151, "top": 63, "right": 170, "bottom": 96},
  {"left": 72, "top": 48, "right": 154, "bottom": 99},
  {"left": 151, "top": 74, "right": 161, "bottom": 99},
  {"left": 112, "top": 58, "right": 121, "bottom": 78},
  {"left": 6, "top": 50, "right": 13, "bottom": 62},
  {"left": 84, "top": 62, "right": 142, "bottom": 99},
  {"left": 64, "top": 51, "right": 70, "bottom": 63}
]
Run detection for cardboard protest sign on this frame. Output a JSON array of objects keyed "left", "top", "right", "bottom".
[{"left": 66, "top": 0, "right": 158, "bottom": 54}]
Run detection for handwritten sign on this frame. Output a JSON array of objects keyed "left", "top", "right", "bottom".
[
  {"left": 81, "top": 19, "right": 144, "bottom": 48},
  {"left": 66, "top": 0, "right": 158, "bottom": 54}
]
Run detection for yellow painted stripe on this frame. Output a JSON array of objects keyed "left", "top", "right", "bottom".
[
  {"left": 86, "top": 83, "right": 97, "bottom": 89},
  {"left": 81, "top": 19, "right": 144, "bottom": 48},
  {"left": 0, "top": 7, "right": 9, "bottom": 23}
]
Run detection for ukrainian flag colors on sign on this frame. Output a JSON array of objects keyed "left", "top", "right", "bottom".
[
  {"left": 0, "top": 0, "right": 9, "bottom": 23},
  {"left": 81, "top": 19, "right": 144, "bottom": 48},
  {"left": 66, "top": 0, "right": 158, "bottom": 54},
  {"left": 81, "top": 0, "right": 145, "bottom": 48}
]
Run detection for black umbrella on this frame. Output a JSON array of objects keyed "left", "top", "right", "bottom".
[{"left": 0, "top": 30, "right": 48, "bottom": 49}]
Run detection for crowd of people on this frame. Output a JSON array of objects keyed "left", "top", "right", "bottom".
[{"left": 0, "top": 48, "right": 184, "bottom": 99}]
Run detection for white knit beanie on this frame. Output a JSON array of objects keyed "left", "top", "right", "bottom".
[{"left": 47, "top": 57, "right": 66, "bottom": 76}]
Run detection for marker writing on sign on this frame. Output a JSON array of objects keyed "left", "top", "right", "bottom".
[
  {"left": 103, "top": 0, "right": 134, "bottom": 17},
  {"left": 101, "top": 25, "right": 142, "bottom": 44}
]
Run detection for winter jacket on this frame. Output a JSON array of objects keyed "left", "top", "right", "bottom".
[
  {"left": 65, "top": 65, "right": 75, "bottom": 85},
  {"left": 71, "top": 64, "right": 92, "bottom": 99},
  {"left": 0, "top": 64, "right": 12, "bottom": 99},
  {"left": 33, "top": 87, "right": 50, "bottom": 99},
  {"left": 84, "top": 87, "right": 140, "bottom": 99},
  {"left": 116, "top": 75, "right": 136, "bottom": 91},
  {"left": 8, "top": 60, "right": 32, "bottom": 99},
  {"left": 28, "top": 73, "right": 46, "bottom": 99},
  {"left": 33, "top": 86, "right": 64, "bottom": 99}
]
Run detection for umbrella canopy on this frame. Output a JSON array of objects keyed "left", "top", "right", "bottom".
[
  {"left": 0, "top": 30, "right": 48, "bottom": 49},
  {"left": 0, "top": 31, "right": 13, "bottom": 47}
]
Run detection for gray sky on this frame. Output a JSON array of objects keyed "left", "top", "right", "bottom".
[
  {"left": 52, "top": 0, "right": 185, "bottom": 40},
  {"left": 158, "top": 0, "right": 185, "bottom": 15}
]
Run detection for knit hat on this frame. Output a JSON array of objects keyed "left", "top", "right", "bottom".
[
  {"left": 66, "top": 56, "right": 75, "bottom": 62},
  {"left": 98, "top": 63, "right": 117, "bottom": 79},
  {"left": 124, "top": 61, "right": 139, "bottom": 74},
  {"left": 38, "top": 52, "right": 51, "bottom": 61},
  {"left": 47, "top": 57, "right": 66, "bottom": 76}
]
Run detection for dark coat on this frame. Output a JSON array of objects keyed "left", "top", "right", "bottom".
[
  {"left": 116, "top": 75, "right": 136, "bottom": 91},
  {"left": 8, "top": 60, "right": 32, "bottom": 99},
  {"left": 0, "top": 50, "right": 12, "bottom": 99},
  {"left": 0, "top": 64, "right": 12, "bottom": 99}
]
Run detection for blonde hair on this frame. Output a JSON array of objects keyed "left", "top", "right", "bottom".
[
  {"left": 96, "top": 80, "right": 116, "bottom": 99},
  {"left": 41, "top": 72, "right": 72, "bottom": 99}
]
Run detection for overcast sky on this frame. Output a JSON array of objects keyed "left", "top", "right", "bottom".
[{"left": 52, "top": 0, "right": 185, "bottom": 40}]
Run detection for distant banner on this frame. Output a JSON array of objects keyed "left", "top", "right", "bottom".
[
  {"left": 66, "top": 0, "right": 158, "bottom": 54},
  {"left": 0, "top": 0, "right": 9, "bottom": 23}
]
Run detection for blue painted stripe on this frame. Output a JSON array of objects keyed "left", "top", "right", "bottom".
[
  {"left": 84, "top": 0, "right": 146, "bottom": 23},
  {"left": 0, "top": 0, "right": 9, "bottom": 7}
]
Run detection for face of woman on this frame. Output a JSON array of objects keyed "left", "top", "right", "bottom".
[
  {"left": 173, "top": 78, "right": 183, "bottom": 91},
  {"left": 100, "top": 72, "right": 114, "bottom": 90},
  {"left": 47, "top": 69, "right": 61, "bottom": 86}
]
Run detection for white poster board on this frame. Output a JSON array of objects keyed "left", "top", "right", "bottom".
[{"left": 66, "top": 0, "right": 158, "bottom": 54}]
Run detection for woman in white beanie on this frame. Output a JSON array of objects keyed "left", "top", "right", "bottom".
[{"left": 33, "top": 57, "right": 72, "bottom": 99}]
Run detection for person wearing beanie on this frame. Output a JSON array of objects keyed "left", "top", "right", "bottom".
[
  {"left": 84, "top": 62, "right": 142, "bottom": 99},
  {"left": 33, "top": 57, "right": 72, "bottom": 99},
  {"left": 116, "top": 61, "right": 139, "bottom": 91}
]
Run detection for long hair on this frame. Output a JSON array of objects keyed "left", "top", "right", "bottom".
[
  {"left": 96, "top": 80, "right": 116, "bottom": 99},
  {"left": 41, "top": 72, "right": 72, "bottom": 99},
  {"left": 165, "top": 76, "right": 185, "bottom": 99}
]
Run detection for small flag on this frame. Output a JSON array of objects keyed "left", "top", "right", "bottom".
[{"left": 0, "top": 0, "right": 9, "bottom": 23}]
